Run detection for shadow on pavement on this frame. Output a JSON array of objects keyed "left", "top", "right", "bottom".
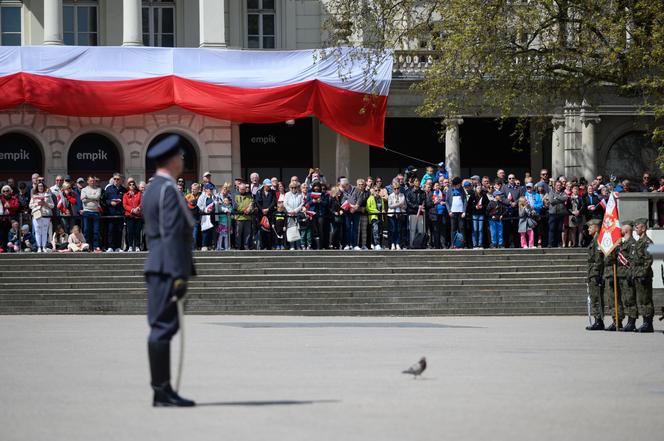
[
  {"left": 197, "top": 399, "right": 340, "bottom": 407},
  {"left": 210, "top": 322, "right": 483, "bottom": 329}
]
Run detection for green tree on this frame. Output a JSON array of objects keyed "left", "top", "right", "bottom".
[{"left": 323, "top": 0, "right": 664, "bottom": 171}]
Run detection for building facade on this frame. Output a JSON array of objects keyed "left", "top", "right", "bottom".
[{"left": 0, "top": 0, "right": 658, "bottom": 185}]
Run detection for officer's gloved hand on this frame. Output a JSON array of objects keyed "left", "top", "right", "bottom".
[{"left": 172, "top": 279, "right": 188, "bottom": 300}]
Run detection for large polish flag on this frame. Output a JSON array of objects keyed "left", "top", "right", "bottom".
[{"left": 0, "top": 46, "right": 393, "bottom": 146}]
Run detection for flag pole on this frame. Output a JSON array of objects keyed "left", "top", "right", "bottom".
[{"left": 613, "top": 262, "right": 619, "bottom": 328}]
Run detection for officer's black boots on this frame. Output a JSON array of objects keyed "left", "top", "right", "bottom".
[
  {"left": 605, "top": 320, "right": 623, "bottom": 331},
  {"left": 637, "top": 317, "right": 654, "bottom": 333},
  {"left": 152, "top": 383, "right": 195, "bottom": 407},
  {"left": 622, "top": 318, "right": 637, "bottom": 332},
  {"left": 586, "top": 318, "right": 605, "bottom": 331},
  {"left": 149, "top": 341, "right": 195, "bottom": 407}
]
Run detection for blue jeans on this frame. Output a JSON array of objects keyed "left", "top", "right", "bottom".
[
  {"left": 83, "top": 211, "right": 100, "bottom": 250},
  {"left": 201, "top": 227, "right": 214, "bottom": 248},
  {"left": 472, "top": 214, "right": 484, "bottom": 248},
  {"left": 192, "top": 222, "right": 200, "bottom": 250},
  {"left": 489, "top": 219, "right": 503, "bottom": 247},
  {"left": 344, "top": 212, "right": 359, "bottom": 247},
  {"left": 548, "top": 214, "right": 564, "bottom": 247},
  {"left": 388, "top": 215, "right": 406, "bottom": 246}
]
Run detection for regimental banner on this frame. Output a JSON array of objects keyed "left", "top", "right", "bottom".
[
  {"left": 598, "top": 192, "right": 622, "bottom": 256},
  {"left": 0, "top": 46, "right": 393, "bottom": 147}
]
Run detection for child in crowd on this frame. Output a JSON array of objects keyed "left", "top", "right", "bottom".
[
  {"left": 216, "top": 196, "right": 233, "bottom": 251},
  {"left": 299, "top": 213, "right": 312, "bottom": 250},
  {"left": 518, "top": 197, "right": 536, "bottom": 248},
  {"left": 487, "top": 191, "right": 506, "bottom": 248},
  {"left": 68, "top": 225, "right": 90, "bottom": 252},
  {"left": 273, "top": 197, "right": 286, "bottom": 250},
  {"left": 6, "top": 220, "right": 21, "bottom": 252},
  {"left": 366, "top": 186, "right": 387, "bottom": 250},
  {"left": 51, "top": 224, "right": 69, "bottom": 252},
  {"left": 20, "top": 224, "right": 36, "bottom": 252}
]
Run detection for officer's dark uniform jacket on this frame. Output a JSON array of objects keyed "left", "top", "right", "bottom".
[{"left": 143, "top": 174, "right": 196, "bottom": 280}]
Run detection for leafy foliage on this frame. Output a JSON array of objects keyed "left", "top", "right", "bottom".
[{"left": 323, "top": 0, "right": 664, "bottom": 171}]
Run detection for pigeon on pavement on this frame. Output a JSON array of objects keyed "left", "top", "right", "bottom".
[{"left": 402, "top": 357, "right": 426, "bottom": 378}]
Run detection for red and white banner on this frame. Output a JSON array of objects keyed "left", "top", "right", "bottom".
[
  {"left": 0, "top": 46, "right": 392, "bottom": 146},
  {"left": 598, "top": 192, "right": 622, "bottom": 256}
]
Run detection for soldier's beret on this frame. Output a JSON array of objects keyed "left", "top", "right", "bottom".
[
  {"left": 634, "top": 218, "right": 648, "bottom": 227},
  {"left": 586, "top": 219, "right": 601, "bottom": 226},
  {"left": 622, "top": 220, "right": 634, "bottom": 227},
  {"left": 146, "top": 134, "right": 183, "bottom": 161}
]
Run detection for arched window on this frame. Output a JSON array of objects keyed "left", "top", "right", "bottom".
[
  {"left": 145, "top": 133, "right": 198, "bottom": 182},
  {"left": 0, "top": 132, "right": 44, "bottom": 182},
  {"left": 67, "top": 133, "right": 122, "bottom": 182},
  {"left": 605, "top": 131, "right": 658, "bottom": 181}
]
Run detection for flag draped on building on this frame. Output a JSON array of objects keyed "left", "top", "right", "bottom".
[
  {"left": 0, "top": 46, "right": 393, "bottom": 147},
  {"left": 598, "top": 192, "right": 622, "bottom": 256}
]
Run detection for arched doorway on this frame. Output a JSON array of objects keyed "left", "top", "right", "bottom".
[
  {"left": 145, "top": 133, "right": 198, "bottom": 183},
  {"left": 67, "top": 133, "right": 122, "bottom": 182},
  {"left": 0, "top": 132, "right": 44, "bottom": 183},
  {"left": 605, "top": 131, "right": 659, "bottom": 181}
]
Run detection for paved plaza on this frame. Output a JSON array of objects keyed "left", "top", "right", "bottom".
[{"left": 1, "top": 315, "right": 663, "bottom": 441}]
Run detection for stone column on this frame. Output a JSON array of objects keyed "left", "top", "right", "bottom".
[
  {"left": 122, "top": 0, "right": 143, "bottom": 46},
  {"left": 563, "top": 101, "right": 582, "bottom": 179},
  {"left": 580, "top": 114, "right": 600, "bottom": 182},
  {"left": 444, "top": 118, "right": 463, "bottom": 178},
  {"left": 529, "top": 119, "right": 545, "bottom": 175},
  {"left": 199, "top": 0, "right": 226, "bottom": 47},
  {"left": 335, "top": 133, "right": 351, "bottom": 181},
  {"left": 43, "top": 0, "right": 63, "bottom": 45},
  {"left": 551, "top": 116, "right": 565, "bottom": 179}
]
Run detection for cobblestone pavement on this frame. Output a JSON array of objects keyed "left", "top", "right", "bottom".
[{"left": 1, "top": 315, "right": 663, "bottom": 441}]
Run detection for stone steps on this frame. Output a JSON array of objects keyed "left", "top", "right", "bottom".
[{"left": 0, "top": 248, "right": 606, "bottom": 315}]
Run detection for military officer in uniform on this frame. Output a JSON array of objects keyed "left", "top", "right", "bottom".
[
  {"left": 143, "top": 135, "right": 196, "bottom": 407},
  {"left": 585, "top": 219, "right": 604, "bottom": 330},
  {"left": 619, "top": 221, "right": 639, "bottom": 332},
  {"left": 633, "top": 218, "right": 654, "bottom": 333}
]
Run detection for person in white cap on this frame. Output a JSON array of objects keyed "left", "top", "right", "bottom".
[{"left": 202, "top": 172, "right": 215, "bottom": 190}]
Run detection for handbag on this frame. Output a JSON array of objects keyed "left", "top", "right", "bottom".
[
  {"left": 33, "top": 209, "right": 42, "bottom": 220},
  {"left": 260, "top": 215, "right": 271, "bottom": 231},
  {"left": 286, "top": 225, "right": 301, "bottom": 242},
  {"left": 527, "top": 217, "right": 538, "bottom": 229}
]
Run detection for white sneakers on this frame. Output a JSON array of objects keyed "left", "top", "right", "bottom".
[
  {"left": 396, "top": 244, "right": 402, "bottom": 250},
  {"left": 106, "top": 248, "right": 113, "bottom": 253},
  {"left": 374, "top": 245, "right": 382, "bottom": 251},
  {"left": 390, "top": 244, "right": 396, "bottom": 250},
  {"left": 353, "top": 246, "right": 361, "bottom": 251},
  {"left": 201, "top": 246, "right": 208, "bottom": 251}
]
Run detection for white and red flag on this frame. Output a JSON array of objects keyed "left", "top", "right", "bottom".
[
  {"left": 598, "top": 192, "right": 622, "bottom": 256},
  {"left": 0, "top": 46, "right": 393, "bottom": 147}
]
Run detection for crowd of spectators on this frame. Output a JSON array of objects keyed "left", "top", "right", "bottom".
[{"left": 0, "top": 166, "right": 661, "bottom": 253}]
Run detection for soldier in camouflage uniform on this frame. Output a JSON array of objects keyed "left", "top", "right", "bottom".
[
  {"left": 633, "top": 218, "right": 654, "bottom": 333},
  {"left": 603, "top": 222, "right": 637, "bottom": 331},
  {"left": 585, "top": 219, "right": 605, "bottom": 330},
  {"left": 620, "top": 222, "right": 639, "bottom": 332}
]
